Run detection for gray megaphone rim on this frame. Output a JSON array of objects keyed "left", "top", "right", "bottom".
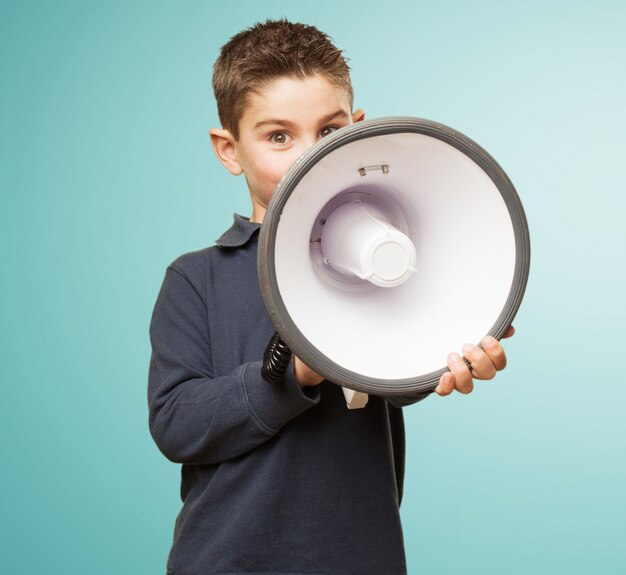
[{"left": 258, "top": 116, "right": 530, "bottom": 395}]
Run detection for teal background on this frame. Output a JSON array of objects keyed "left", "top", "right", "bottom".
[{"left": 1, "top": 0, "right": 624, "bottom": 573}]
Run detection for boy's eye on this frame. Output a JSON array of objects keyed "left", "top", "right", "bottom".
[
  {"left": 319, "top": 125, "right": 339, "bottom": 138},
  {"left": 269, "top": 131, "right": 290, "bottom": 145}
]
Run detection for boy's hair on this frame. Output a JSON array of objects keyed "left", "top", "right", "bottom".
[{"left": 213, "top": 19, "right": 353, "bottom": 139}]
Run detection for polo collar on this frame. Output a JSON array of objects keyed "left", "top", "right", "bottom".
[{"left": 216, "top": 214, "right": 261, "bottom": 248}]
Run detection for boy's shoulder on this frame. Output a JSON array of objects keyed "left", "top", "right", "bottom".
[
  {"left": 168, "top": 244, "right": 213, "bottom": 274},
  {"left": 166, "top": 213, "right": 261, "bottom": 281}
]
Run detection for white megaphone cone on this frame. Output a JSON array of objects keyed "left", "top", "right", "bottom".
[{"left": 259, "top": 117, "right": 530, "bottom": 408}]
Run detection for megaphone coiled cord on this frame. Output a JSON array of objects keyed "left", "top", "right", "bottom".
[{"left": 261, "top": 331, "right": 293, "bottom": 384}]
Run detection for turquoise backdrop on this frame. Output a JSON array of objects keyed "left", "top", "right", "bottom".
[{"left": 1, "top": 1, "right": 624, "bottom": 573}]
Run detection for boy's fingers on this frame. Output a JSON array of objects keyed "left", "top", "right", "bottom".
[
  {"left": 481, "top": 336, "right": 507, "bottom": 371},
  {"left": 503, "top": 325, "right": 515, "bottom": 338},
  {"left": 447, "top": 352, "right": 473, "bottom": 394},
  {"left": 462, "top": 344, "right": 496, "bottom": 380},
  {"left": 435, "top": 372, "right": 455, "bottom": 396},
  {"left": 436, "top": 331, "right": 513, "bottom": 396}
]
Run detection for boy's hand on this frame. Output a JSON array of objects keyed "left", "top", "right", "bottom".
[
  {"left": 434, "top": 326, "right": 515, "bottom": 396},
  {"left": 293, "top": 326, "right": 515, "bottom": 392},
  {"left": 294, "top": 356, "right": 324, "bottom": 388}
]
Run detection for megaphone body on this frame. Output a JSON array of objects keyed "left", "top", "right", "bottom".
[{"left": 258, "top": 117, "right": 530, "bottom": 399}]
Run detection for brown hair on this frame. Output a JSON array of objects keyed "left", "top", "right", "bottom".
[{"left": 213, "top": 19, "right": 353, "bottom": 139}]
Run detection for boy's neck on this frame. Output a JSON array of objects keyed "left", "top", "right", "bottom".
[{"left": 250, "top": 204, "right": 266, "bottom": 224}]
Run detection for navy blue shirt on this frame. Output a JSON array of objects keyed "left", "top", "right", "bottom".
[{"left": 148, "top": 215, "right": 428, "bottom": 575}]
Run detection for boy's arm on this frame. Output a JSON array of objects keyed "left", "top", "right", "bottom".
[{"left": 147, "top": 265, "right": 319, "bottom": 465}]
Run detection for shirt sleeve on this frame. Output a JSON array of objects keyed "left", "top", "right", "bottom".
[{"left": 147, "top": 265, "right": 320, "bottom": 465}]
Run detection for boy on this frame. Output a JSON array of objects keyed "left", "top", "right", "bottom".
[{"left": 148, "top": 19, "right": 512, "bottom": 575}]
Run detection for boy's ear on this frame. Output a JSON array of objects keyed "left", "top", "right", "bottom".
[
  {"left": 352, "top": 108, "right": 365, "bottom": 123},
  {"left": 209, "top": 128, "right": 243, "bottom": 175}
]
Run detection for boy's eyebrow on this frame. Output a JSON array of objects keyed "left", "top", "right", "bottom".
[{"left": 254, "top": 110, "right": 351, "bottom": 131}]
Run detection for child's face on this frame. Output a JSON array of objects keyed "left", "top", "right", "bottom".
[{"left": 211, "top": 75, "right": 363, "bottom": 223}]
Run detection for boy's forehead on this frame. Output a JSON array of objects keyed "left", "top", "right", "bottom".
[{"left": 240, "top": 75, "right": 352, "bottom": 128}]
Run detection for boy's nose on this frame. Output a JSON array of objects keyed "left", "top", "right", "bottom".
[
  {"left": 305, "top": 132, "right": 324, "bottom": 149},
  {"left": 302, "top": 138, "right": 317, "bottom": 151}
]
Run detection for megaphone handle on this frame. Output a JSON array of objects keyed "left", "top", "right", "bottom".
[
  {"left": 342, "top": 387, "right": 369, "bottom": 409},
  {"left": 261, "top": 331, "right": 293, "bottom": 384}
]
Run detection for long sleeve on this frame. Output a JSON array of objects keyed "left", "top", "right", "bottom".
[
  {"left": 149, "top": 218, "right": 413, "bottom": 575},
  {"left": 147, "top": 265, "right": 319, "bottom": 465}
]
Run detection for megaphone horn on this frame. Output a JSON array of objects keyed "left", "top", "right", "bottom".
[{"left": 259, "top": 117, "right": 530, "bottom": 397}]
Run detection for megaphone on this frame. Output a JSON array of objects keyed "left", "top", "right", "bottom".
[{"left": 258, "top": 117, "right": 529, "bottom": 402}]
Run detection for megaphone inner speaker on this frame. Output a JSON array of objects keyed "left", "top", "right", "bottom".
[
  {"left": 258, "top": 118, "right": 530, "bottom": 395},
  {"left": 309, "top": 187, "right": 417, "bottom": 290}
]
